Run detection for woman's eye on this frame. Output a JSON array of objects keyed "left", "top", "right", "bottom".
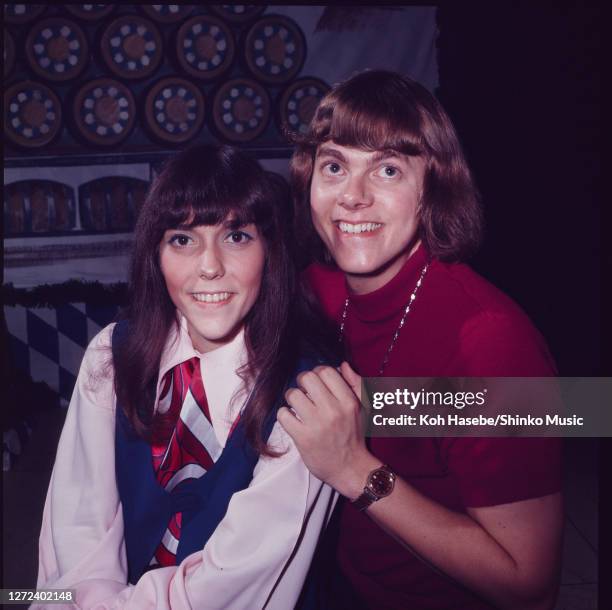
[
  {"left": 225, "top": 230, "right": 252, "bottom": 244},
  {"left": 168, "top": 233, "right": 192, "bottom": 247}
]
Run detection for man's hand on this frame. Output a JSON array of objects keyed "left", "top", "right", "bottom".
[{"left": 277, "top": 362, "right": 379, "bottom": 498}]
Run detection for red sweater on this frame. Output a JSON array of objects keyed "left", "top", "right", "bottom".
[{"left": 306, "top": 244, "right": 562, "bottom": 610}]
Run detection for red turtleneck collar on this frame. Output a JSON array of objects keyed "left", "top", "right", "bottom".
[{"left": 344, "top": 243, "right": 430, "bottom": 323}]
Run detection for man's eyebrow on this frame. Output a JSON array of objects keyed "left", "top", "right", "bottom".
[
  {"left": 316, "top": 146, "right": 346, "bottom": 162},
  {"left": 369, "top": 149, "right": 402, "bottom": 165}
]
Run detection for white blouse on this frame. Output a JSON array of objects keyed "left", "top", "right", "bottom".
[{"left": 35, "top": 318, "right": 336, "bottom": 609}]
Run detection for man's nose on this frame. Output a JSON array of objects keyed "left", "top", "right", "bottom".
[{"left": 338, "top": 173, "right": 374, "bottom": 210}]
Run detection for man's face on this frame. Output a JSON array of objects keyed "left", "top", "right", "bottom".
[{"left": 310, "top": 142, "right": 425, "bottom": 294}]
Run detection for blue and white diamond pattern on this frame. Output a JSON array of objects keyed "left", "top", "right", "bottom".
[{"left": 4, "top": 304, "right": 119, "bottom": 406}]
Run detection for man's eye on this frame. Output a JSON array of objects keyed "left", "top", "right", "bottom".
[
  {"left": 168, "top": 234, "right": 192, "bottom": 247},
  {"left": 225, "top": 231, "right": 252, "bottom": 244},
  {"left": 381, "top": 165, "right": 399, "bottom": 177},
  {"left": 323, "top": 162, "right": 342, "bottom": 175}
]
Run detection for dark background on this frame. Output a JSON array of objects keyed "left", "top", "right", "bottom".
[
  {"left": 435, "top": 4, "right": 607, "bottom": 607},
  {"left": 436, "top": 3, "right": 604, "bottom": 378}
]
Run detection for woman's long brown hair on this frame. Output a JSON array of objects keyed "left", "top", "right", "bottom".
[{"left": 114, "top": 145, "right": 337, "bottom": 456}]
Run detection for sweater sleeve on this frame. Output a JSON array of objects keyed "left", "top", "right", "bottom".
[
  {"left": 35, "top": 326, "right": 336, "bottom": 610},
  {"left": 442, "top": 311, "right": 562, "bottom": 508}
]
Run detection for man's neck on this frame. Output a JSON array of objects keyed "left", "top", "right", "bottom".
[{"left": 346, "top": 240, "right": 421, "bottom": 295}]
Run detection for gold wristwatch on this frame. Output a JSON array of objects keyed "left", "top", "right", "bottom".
[{"left": 351, "top": 464, "right": 396, "bottom": 511}]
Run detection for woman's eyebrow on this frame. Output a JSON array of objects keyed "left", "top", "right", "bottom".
[{"left": 223, "top": 218, "right": 249, "bottom": 230}]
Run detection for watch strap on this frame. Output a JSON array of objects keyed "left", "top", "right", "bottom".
[{"left": 352, "top": 486, "right": 379, "bottom": 511}]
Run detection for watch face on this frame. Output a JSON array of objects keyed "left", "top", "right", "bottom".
[{"left": 369, "top": 468, "right": 395, "bottom": 496}]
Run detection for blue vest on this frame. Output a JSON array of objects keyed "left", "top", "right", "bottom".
[{"left": 112, "top": 321, "right": 326, "bottom": 585}]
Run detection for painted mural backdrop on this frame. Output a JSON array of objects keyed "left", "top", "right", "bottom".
[{"left": 2, "top": 4, "right": 437, "bottom": 467}]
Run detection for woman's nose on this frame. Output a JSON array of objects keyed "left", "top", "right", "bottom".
[{"left": 198, "top": 245, "right": 225, "bottom": 280}]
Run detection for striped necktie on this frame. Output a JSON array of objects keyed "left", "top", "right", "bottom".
[{"left": 150, "top": 357, "right": 223, "bottom": 567}]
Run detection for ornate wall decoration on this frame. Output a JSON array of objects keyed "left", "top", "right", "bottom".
[
  {"left": 144, "top": 76, "right": 206, "bottom": 145},
  {"left": 212, "top": 78, "right": 271, "bottom": 143},
  {"left": 4, "top": 81, "right": 62, "bottom": 149},
  {"left": 100, "top": 15, "right": 163, "bottom": 80},
  {"left": 4, "top": 5, "right": 321, "bottom": 157},
  {"left": 243, "top": 15, "right": 306, "bottom": 84},
  {"left": 25, "top": 18, "right": 89, "bottom": 82},
  {"left": 277, "top": 77, "right": 329, "bottom": 135},
  {"left": 72, "top": 78, "right": 136, "bottom": 146}
]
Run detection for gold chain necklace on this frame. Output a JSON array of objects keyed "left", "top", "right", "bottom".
[{"left": 338, "top": 263, "right": 429, "bottom": 375}]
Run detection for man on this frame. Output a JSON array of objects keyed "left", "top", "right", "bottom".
[{"left": 277, "top": 70, "right": 563, "bottom": 610}]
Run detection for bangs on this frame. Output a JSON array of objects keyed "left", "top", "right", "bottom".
[
  {"left": 157, "top": 191, "right": 258, "bottom": 231},
  {"left": 150, "top": 148, "right": 274, "bottom": 234},
  {"left": 306, "top": 86, "right": 424, "bottom": 156}
]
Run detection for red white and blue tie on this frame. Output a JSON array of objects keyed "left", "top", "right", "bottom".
[{"left": 149, "top": 357, "right": 223, "bottom": 567}]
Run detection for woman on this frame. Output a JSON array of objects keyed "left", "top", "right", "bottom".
[{"left": 35, "top": 145, "right": 337, "bottom": 609}]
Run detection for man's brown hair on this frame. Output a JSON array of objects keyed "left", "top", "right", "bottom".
[{"left": 291, "top": 69, "right": 483, "bottom": 264}]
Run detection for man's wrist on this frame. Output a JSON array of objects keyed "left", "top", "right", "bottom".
[{"left": 336, "top": 452, "right": 382, "bottom": 500}]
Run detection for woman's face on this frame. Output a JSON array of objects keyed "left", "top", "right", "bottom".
[{"left": 159, "top": 219, "right": 266, "bottom": 353}]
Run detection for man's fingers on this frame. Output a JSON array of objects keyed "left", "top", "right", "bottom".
[
  {"left": 339, "top": 361, "right": 362, "bottom": 401},
  {"left": 284, "top": 387, "right": 315, "bottom": 423},
  {"left": 296, "top": 369, "right": 336, "bottom": 408},
  {"left": 277, "top": 406, "right": 302, "bottom": 438},
  {"left": 313, "top": 365, "right": 361, "bottom": 408}
]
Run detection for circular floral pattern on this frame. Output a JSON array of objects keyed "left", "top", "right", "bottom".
[
  {"left": 278, "top": 77, "right": 329, "bottom": 135},
  {"left": 64, "top": 5, "right": 115, "bottom": 21},
  {"left": 26, "top": 18, "right": 89, "bottom": 82},
  {"left": 145, "top": 77, "right": 205, "bottom": 144},
  {"left": 209, "top": 5, "right": 266, "bottom": 23},
  {"left": 4, "top": 4, "right": 46, "bottom": 24},
  {"left": 243, "top": 15, "right": 306, "bottom": 84},
  {"left": 72, "top": 78, "right": 136, "bottom": 146},
  {"left": 140, "top": 4, "right": 195, "bottom": 23},
  {"left": 176, "top": 16, "right": 235, "bottom": 80},
  {"left": 4, "top": 81, "right": 62, "bottom": 148},
  {"left": 101, "top": 16, "right": 163, "bottom": 80},
  {"left": 212, "top": 78, "right": 270, "bottom": 143}
]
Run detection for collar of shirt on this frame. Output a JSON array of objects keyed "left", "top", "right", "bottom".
[{"left": 153, "top": 314, "right": 249, "bottom": 444}]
